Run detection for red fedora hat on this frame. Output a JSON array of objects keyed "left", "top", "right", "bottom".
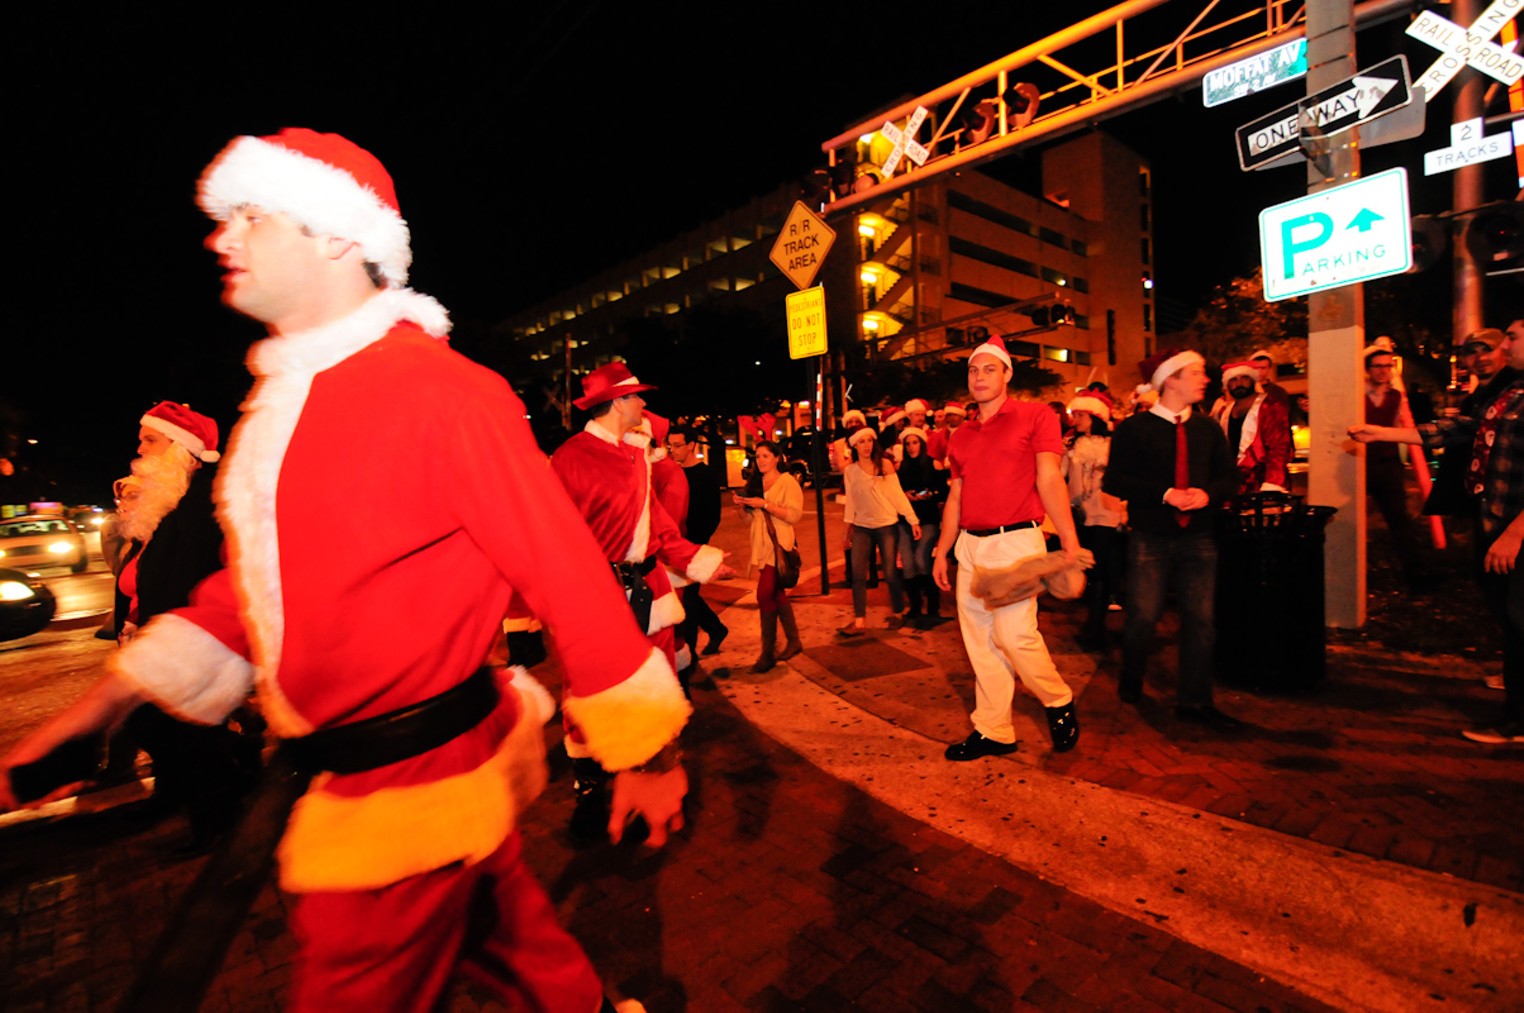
[{"left": 574, "top": 362, "right": 658, "bottom": 410}]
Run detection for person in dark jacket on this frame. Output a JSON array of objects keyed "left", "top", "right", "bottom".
[
  {"left": 1104, "top": 350, "right": 1242, "bottom": 730},
  {"left": 669, "top": 425, "right": 729, "bottom": 656},
  {"left": 895, "top": 427, "right": 948, "bottom": 627},
  {"left": 116, "top": 401, "right": 259, "bottom": 853}
]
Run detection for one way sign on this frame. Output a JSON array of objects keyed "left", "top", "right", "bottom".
[{"left": 1236, "top": 55, "right": 1411, "bottom": 170}]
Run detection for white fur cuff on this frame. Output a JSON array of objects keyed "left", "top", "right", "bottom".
[
  {"left": 111, "top": 614, "right": 255, "bottom": 724},
  {"left": 686, "top": 544, "right": 725, "bottom": 584}
]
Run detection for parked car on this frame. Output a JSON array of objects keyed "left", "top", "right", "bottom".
[
  {"left": 0, "top": 515, "right": 89, "bottom": 574},
  {"left": 0, "top": 568, "right": 57, "bottom": 641}
]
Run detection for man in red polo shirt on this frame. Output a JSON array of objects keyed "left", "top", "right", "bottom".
[{"left": 933, "top": 336, "right": 1089, "bottom": 758}]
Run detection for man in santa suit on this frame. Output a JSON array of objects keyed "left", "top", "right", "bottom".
[
  {"left": 551, "top": 366, "right": 730, "bottom": 842},
  {"left": 1, "top": 128, "right": 684, "bottom": 1011},
  {"left": 1208, "top": 361, "right": 1291, "bottom": 496}
]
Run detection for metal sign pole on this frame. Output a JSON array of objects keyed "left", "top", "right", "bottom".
[{"left": 811, "top": 356, "right": 830, "bottom": 594}]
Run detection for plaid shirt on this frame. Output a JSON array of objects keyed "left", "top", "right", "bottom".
[{"left": 1420, "top": 377, "right": 1524, "bottom": 541}]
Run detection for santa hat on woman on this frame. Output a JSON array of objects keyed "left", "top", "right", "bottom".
[{"left": 1066, "top": 392, "right": 1113, "bottom": 423}]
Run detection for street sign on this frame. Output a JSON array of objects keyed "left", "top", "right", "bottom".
[
  {"left": 1203, "top": 39, "right": 1307, "bottom": 107},
  {"left": 1424, "top": 117, "right": 1516, "bottom": 175},
  {"left": 880, "top": 106, "right": 929, "bottom": 178},
  {"left": 785, "top": 286, "right": 828, "bottom": 360},
  {"left": 1407, "top": 0, "right": 1524, "bottom": 101},
  {"left": 769, "top": 201, "right": 837, "bottom": 291},
  {"left": 1236, "top": 56, "right": 1412, "bottom": 171},
  {"left": 1296, "top": 55, "right": 1411, "bottom": 138},
  {"left": 1258, "top": 168, "right": 1412, "bottom": 302}
]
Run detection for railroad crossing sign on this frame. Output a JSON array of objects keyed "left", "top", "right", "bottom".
[
  {"left": 880, "top": 106, "right": 929, "bottom": 178},
  {"left": 785, "top": 286, "right": 828, "bottom": 360},
  {"left": 1406, "top": 0, "right": 1524, "bottom": 99},
  {"left": 1236, "top": 56, "right": 1411, "bottom": 170},
  {"left": 769, "top": 200, "right": 837, "bottom": 291},
  {"left": 1424, "top": 117, "right": 1516, "bottom": 175},
  {"left": 1258, "top": 168, "right": 1412, "bottom": 301}
]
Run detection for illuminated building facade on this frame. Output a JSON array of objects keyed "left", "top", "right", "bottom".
[{"left": 501, "top": 131, "right": 1153, "bottom": 400}]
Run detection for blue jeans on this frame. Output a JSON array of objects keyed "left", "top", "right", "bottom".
[
  {"left": 1122, "top": 530, "right": 1218, "bottom": 707},
  {"left": 850, "top": 524, "right": 903, "bottom": 617},
  {"left": 898, "top": 520, "right": 939, "bottom": 579}
]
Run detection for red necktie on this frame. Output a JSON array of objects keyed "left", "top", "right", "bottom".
[{"left": 1174, "top": 414, "right": 1190, "bottom": 528}]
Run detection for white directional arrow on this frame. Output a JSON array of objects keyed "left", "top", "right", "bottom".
[{"left": 1300, "top": 74, "right": 1397, "bottom": 129}]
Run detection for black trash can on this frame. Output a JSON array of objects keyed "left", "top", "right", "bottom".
[{"left": 1215, "top": 493, "right": 1337, "bottom": 691}]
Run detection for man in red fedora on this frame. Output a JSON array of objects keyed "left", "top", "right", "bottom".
[
  {"left": 551, "top": 362, "right": 733, "bottom": 843},
  {"left": 2, "top": 128, "right": 684, "bottom": 1010}
]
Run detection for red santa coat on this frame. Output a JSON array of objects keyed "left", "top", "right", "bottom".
[
  {"left": 1210, "top": 391, "right": 1291, "bottom": 494},
  {"left": 111, "top": 289, "right": 688, "bottom": 892},
  {"left": 550, "top": 424, "right": 722, "bottom": 648}
]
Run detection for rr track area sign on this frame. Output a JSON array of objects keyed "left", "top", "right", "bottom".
[
  {"left": 1258, "top": 168, "right": 1412, "bottom": 301},
  {"left": 769, "top": 201, "right": 837, "bottom": 291}
]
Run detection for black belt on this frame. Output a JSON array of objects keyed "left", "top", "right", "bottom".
[
  {"left": 963, "top": 520, "right": 1042, "bottom": 537},
  {"left": 282, "top": 666, "right": 499, "bottom": 775},
  {"left": 124, "top": 666, "right": 501, "bottom": 1011},
  {"left": 612, "top": 557, "right": 658, "bottom": 632}
]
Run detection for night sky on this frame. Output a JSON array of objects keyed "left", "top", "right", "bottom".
[{"left": 6, "top": 3, "right": 1513, "bottom": 502}]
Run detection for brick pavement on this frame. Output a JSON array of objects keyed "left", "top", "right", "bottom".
[{"left": 1, "top": 680, "right": 1332, "bottom": 1011}]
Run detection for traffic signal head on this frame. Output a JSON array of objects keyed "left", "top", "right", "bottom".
[
  {"left": 1464, "top": 203, "right": 1524, "bottom": 276},
  {"left": 1409, "top": 215, "right": 1448, "bottom": 273}
]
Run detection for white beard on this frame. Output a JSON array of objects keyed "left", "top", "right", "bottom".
[{"left": 121, "top": 451, "right": 193, "bottom": 543}]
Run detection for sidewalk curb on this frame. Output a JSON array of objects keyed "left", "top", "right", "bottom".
[{"left": 712, "top": 660, "right": 1524, "bottom": 1011}]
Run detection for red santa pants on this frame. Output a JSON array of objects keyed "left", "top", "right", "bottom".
[{"left": 288, "top": 831, "right": 602, "bottom": 1012}]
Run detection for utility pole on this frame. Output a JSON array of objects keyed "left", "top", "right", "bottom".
[
  {"left": 1304, "top": 0, "right": 1367, "bottom": 628},
  {"left": 1450, "top": 0, "right": 1485, "bottom": 342}
]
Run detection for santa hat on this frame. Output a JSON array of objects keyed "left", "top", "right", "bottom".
[
  {"left": 140, "top": 401, "right": 221, "bottom": 463},
  {"left": 642, "top": 410, "right": 671, "bottom": 444},
  {"left": 574, "top": 362, "right": 657, "bottom": 410},
  {"left": 1138, "top": 348, "right": 1205, "bottom": 392},
  {"left": 198, "top": 128, "right": 412, "bottom": 287},
  {"left": 848, "top": 426, "right": 879, "bottom": 447},
  {"left": 970, "top": 334, "right": 1012, "bottom": 369},
  {"left": 1221, "top": 360, "right": 1258, "bottom": 383},
  {"left": 1066, "top": 394, "right": 1112, "bottom": 423},
  {"left": 881, "top": 408, "right": 907, "bottom": 427},
  {"left": 900, "top": 426, "right": 929, "bottom": 446},
  {"left": 904, "top": 398, "right": 929, "bottom": 415},
  {"left": 1248, "top": 349, "right": 1274, "bottom": 364},
  {"left": 943, "top": 402, "right": 967, "bottom": 417},
  {"left": 842, "top": 409, "right": 866, "bottom": 426}
]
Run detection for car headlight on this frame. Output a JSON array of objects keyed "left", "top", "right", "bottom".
[
  {"left": 91, "top": 516, "right": 106, "bottom": 527},
  {"left": 0, "top": 580, "right": 36, "bottom": 602},
  {"left": 48, "top": 541, "right": 74, "bottom": 554},
  {"left": 0, "top": 548, "right": 6, "bottom": 558}
]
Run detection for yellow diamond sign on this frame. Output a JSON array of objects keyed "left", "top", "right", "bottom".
[
  {"left": 786, "top": 286, "right": 828, "bottom": 360},
  {"left": 770, "top": 201, "right": 836, "bottom": 291}
]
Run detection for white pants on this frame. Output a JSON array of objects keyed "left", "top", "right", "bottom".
[{"left": 955, "top": 528, "right": 1073, "bottom": 743}]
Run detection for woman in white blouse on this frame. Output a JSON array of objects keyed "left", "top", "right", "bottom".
[
  {"left": 839, "top": 427, "right": 920, "bottom": 636},
  {"left": 734, "top": 441, "right": 804, "bottom": 672}
]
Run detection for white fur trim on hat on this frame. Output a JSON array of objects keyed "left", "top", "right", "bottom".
[
  {"left": 970, "top": 339, "right": 1012, "bottom": 369},
  {"left": 139, "top": 415, "right": 221, "bottom": 463},
  {"left": 881, "top": 409, "right": 907, "bottom": 427},
  {"left": 1221, "top": 361, "right": 1258, "bottom": 383},
  {"left": 1248, "top": 349, "right": 1273, "bottom": 363},
  {"left": 943, "top": 403, "right": 967, "bottom": 416},
  {"left": 1149, "top": 351, "right": 1204, "bottom": 392},
  {"left": 899, "top": 426, "right": 929, "bottom": 446},
  {"left": 842, "top": 409, "right": 866, "bottom": 426},
  {"left": 199, "top": 135, "right": 412, "bottom": 287},
  {"left": 1066, "top": 396, "right": 1111, "bottom": 423},
  {"left": 904, "top": 399, "right": 929, "bottom": 414},
  {"left": 848, "top": 426, "right": 878, "bottom": 446}
]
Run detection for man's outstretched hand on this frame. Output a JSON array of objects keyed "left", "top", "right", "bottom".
[{"left": 609, "top": 766, "right": 688, "bottom": 847}]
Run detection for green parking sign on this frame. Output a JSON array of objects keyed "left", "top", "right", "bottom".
[{"left": 1257, "top": 168, "right": 1412, "bottom": 301}]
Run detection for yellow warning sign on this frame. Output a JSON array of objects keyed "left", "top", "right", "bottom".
[
  {"left": 770, "top": 201, "right": 837, "bottom": 291},
  {"left": 786, "top": 286, "right": 828, "bottom": 360}
]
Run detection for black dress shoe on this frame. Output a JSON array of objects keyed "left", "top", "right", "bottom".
[
  {"left": 1045, "top": 703, "right": 1079, "bottom": 753},
  {"left": 1175, "top": 705, "right": 1243, "bottom": 731},
  {"left": 702, "top": 627, "right": 729, "bottom": 656},
  {"left": 944, "top": 731, "right": 1019, "bottom": 761}
]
